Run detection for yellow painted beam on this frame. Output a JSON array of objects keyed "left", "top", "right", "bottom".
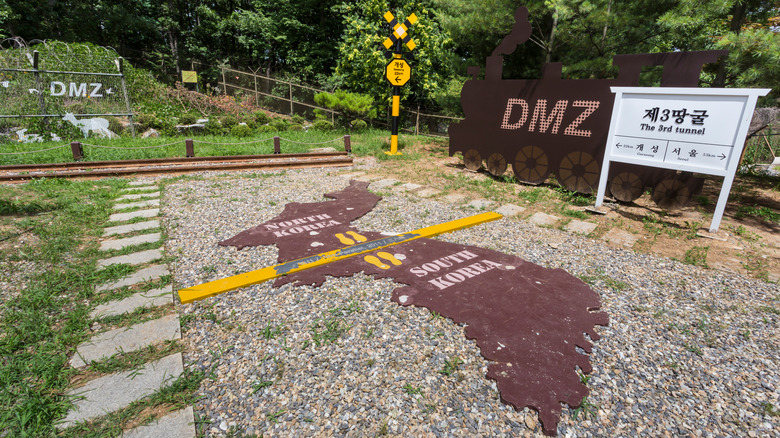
[{"left": 178, "top": 211, "right": 503, "bottom": 304}]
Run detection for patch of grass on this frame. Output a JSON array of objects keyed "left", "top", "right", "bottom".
[
  {"left": 266, "top": 409, "right": 286, "bottom": 424},
  {"left": 577, "top": 268, "right": 630, "bottom": 292},
  {"left": 735, "top": 205, "right": 780, "bottom": 224},
  {"left": 682, "top": 246, "right": 709, "bottom": 268},
  {"left": 262, "top": 323, "right": 284, "bottom": 340},
  {"left": 310, "top": 317, "right": 352, "bottom": 346},
  {"left": 402, "top": 383, "right": 424, "bottom": 395}
]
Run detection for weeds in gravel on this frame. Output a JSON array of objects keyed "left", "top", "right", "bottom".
[
  {"left": 266, "top": 409, "right": 286, "bottom": 424},
  {"left": 252, "top": 380, "right": 274, "bottom": 394},
  {"left": 577, "top": 268, "right": 630, "bottom": 292},
  {"left": 310, "top": 317, "right": 352, "bottom": 346},
  {"left": 262, "top": 323, "right": 284, "bottom": 340},
  {"left": 572, "top": 397, "right": 598, "bottom": 420},
  {"left": 402, "top": 383, "right": 424, "bottom": 395},
  {"left": 438, "top": 356, "right": 463, "bottom": 376}
]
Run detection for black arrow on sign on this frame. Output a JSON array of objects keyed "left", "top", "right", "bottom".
[{"left": 719, "top": 153, "right": 726, "bottom": 160}]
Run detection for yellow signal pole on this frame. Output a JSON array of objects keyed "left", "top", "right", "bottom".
[{"left": 382, "top": 11, "right": 417, "bottom": 155}]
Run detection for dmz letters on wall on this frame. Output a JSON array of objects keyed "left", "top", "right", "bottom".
[{"left": 0, "top": 80, "right": 114, "bottom": 98}]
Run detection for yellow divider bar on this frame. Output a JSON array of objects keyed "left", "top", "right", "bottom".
[{"left": 178, "top": 211, "right": 503, "bottom": 304}]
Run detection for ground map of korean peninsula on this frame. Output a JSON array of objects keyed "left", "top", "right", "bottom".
[{"left": 219, "top": 180, "right": 609, "bottom": 435}]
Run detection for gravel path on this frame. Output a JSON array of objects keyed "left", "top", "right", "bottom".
[{"left": 162, "top": 165, "right": 779, "bottom": 437}]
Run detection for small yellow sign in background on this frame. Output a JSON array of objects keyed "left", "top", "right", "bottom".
[{"left": 181, "top": 70, "right": 198, "bottom": 83}]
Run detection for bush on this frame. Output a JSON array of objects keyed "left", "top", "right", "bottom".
[
  {"left": 254, "top": 111, "right": 271, "bottom": 125},
  {"left": 270, "top": 118, "right": 289, "bottom": 131},
  {"left": 204, "top": 119, "right": 223, "bottom": 135},
  {"left": 257, "top": 125, "right": 276, "bottom": 133},
  {"left": 291, "top": 114, "right": 305, "bottom": 125},
  {"left": 312, "top": 119, "right": 334, "bottom": 131},
  {"left": 351, "top": 119, "right": 368, "bottom": 131},
  {"left": 107, "top": 117, "right": 124, "bottom": 135},
  {"left": 220, "top": 115, "right": 238, "bottom": 128},
  {"left": 135, "top": 113, "right": 159, "bottom": 130},
  {"left": 288, "top": 123, "right": 304, "bottom": 132},
  {"left": 231, "top": 124, "right": 253, "bottom": 137},
  {"left": 178, "top": 113, "right": 198, "bottom": 125}
]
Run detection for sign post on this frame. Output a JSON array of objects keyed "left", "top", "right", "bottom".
[
  {"left": 595, "top": 86, "right": 770, "bottom": 233},
  {"left": 382, "top": 11, "right": 417, "bottom": 155}
]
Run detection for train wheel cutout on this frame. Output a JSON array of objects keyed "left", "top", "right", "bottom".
[
  {"left": 464, "top": 149, "right": 482, "bottom": 171},
  {"left": 558, "top": 151, "right": 599, "bottom": 194},
  {"left": 652, "top": 178, "right": 691, "bottom": 210},
  {"left": 513, "top": 145, "right": 549, "bottom": 184},
  {"left": 610, "top": 172, "right": 644, "bottom": 202},
  {"left": 487, "top": 153, "right": 508, "bottom": 176}
]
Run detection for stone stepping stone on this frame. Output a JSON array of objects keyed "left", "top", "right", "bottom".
[
  {"left": 495, "top": 204, "right": 526, "bottom": 217},
  {"left": 98, "top": 249, "right": 164, "bottom": 269},
  {"left": 128, "top": 181, "right": 156, "bottom": 186},
  {"left": 60, "top": 353, "right": 184, "bottom": 428},
  {"left": 122, "top": 407, "right": 195, "bottom": 438},
  {"left": 70, "top": 314, "right": 181, "bottom": 368},
  {"left": 565, "top": 220, "right": 598, "bottom": 235},
  {"left": 443, "top": 194, "right": 466, "bottom": 204},
  {"left": 113, "top": 199, "right": 160, "bottom": 210},
  {"left": 122, "top": 185, "right": 158, "bottom": 192},
  {"left": 369, "top": 178, "right": 399, "bottom": 190},
  {"left": 528, "top": 212, "right": 560, "bottom": 227},
  {"left": 90, "top": 286, "right": 173, "bottom": 319},
  {"left": 95, "top": 265, "right": 170, "bottom": 292},
  {"left": 602, "top": 228, "right": 638, "bottom": 247},
  {"left": 397, "top": 183, "right": 422, "bottom": 192},
  {"left": 467, "top": 199, "right": 493, "bottom": 210},
  {"left": 104, "top": 220, "right": 160, "bottom": 237},
  {"left": 100, "top": 233, "right": 161, "bottom": 251},
  {"left": 417, "top": 188, "right": 440, "bottom": 198},
  {"left": 117, "top": 192, "right": 160, "bottom": 201},
  {"left": 109, "top": 209, "right": 159, "bottom": 223}
]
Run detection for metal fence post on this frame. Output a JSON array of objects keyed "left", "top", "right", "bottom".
[
  {"left": 344, "top": 135, "right": 351, "bottom": 153},
  {"left": 116, "top": 57, "right": 136, "bottom": 137},
  {"left": 274, "top": 136, "right": 281, "bottom": 154},
  {"left": 70, "top": 142, "right": 83, "bottom": 161},
  {"left": 185, "top": 139, "right": 195, "bottom": 157}
]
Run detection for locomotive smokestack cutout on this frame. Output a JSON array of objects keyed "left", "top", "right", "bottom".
[{"left": 485, "top": 6, "right": 532, "bottom": 81}]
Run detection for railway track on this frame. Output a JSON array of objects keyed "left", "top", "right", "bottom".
[{"left": 0, "top": 151, "right": 353, "bottom": 182}]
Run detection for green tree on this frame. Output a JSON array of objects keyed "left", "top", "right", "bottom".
[{"left": 331, "top": 0, "right": 455, "bottom": 112}]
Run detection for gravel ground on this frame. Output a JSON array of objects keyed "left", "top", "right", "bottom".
[{"left": 161, "top": 164, "right": 779, "bottom": 437}]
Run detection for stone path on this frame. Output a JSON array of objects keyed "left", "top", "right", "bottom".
[
  {"left": 350, "top": 171, "right": 648, "bottom": 249},
  {"left": 62, "top": 180, "right": 194, "bottom": 437}
]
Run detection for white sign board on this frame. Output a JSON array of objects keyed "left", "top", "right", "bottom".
[{"left": 595, "top": 87, "right": 770, "bottom": 233}]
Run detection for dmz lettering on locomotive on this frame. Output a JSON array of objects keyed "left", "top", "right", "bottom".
[
  {"left": 409, "top": 250, "right": 506, "bottom": 291},
  {"left": 500, "top": 99, "right": 600, "bottom": 138}
]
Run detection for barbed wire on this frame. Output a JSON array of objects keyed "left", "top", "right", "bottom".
[
  {"left": 80, "top": 141, "right": 182, "bottom": 150},
  {"left": 0, "top": 144, "right": 69, "bottom": 155}
]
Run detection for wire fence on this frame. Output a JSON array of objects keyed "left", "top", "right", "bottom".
[
  {"left": 217, "top": 66, "right": 462, "bottom": 138},
  {"left": 0, "top": 135, "right": 351, "bottom": 161}
]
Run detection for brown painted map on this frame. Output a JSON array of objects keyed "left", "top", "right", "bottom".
[{"left": 219, "top": 180, "right": 609, "bottom": 435}]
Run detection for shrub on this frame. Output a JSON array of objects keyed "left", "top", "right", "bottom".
[
  {"left": 135, "top": 113, "right": 158, "bottom": 130},
  {"left": 178, "top": 113, "right": 198, "bottom": 125},
  {"left": 291, "top": 114, "right": 305, "bottom": 125},
  {"left": 288, "top": 123, "right": 304, "bottom": 132},
  {"left": 351, "top": 119, "right": 368, "bottom": 131},
  {"left": 220, "top": 115, "right": 238, "bottom": 128},
  {"left": 231, "top": 124, "right": 253, "bottom": 137},
  {"left": 257, "top": 125, "right": 276, "bottom": 133},
  {"left": 270, "top": 118, "right": 289, "bottom": 131},
  {"left": 254, "top": 111, "right": 271, "bottom": 125},
  {"left": 204, "top": 119, "right": 223, "bottom": 135},
  {"left": 312, "top": 119, "right": 334, "bottom": 131},
  {"left": 107, "top": 117, "right": 124, "bottom": 135}
]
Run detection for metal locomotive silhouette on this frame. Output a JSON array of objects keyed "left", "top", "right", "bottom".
[{"left": 449, "top": 6, "right": 728, "bottom": 208}]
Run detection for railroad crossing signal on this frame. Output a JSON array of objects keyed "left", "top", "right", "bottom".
[
  {"left": 385, "top": 59, "right": 411, "bottom": 86},
  {"left": 382, "top": 11, "right": 418, "bottom": 156},
  {"left": 383, "top": 11, "right": 418, "bottom": 51}
]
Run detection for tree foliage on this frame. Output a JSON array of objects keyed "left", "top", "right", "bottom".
[{"left": 2, "top": 0, "right": 776, "bottom": 109}]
